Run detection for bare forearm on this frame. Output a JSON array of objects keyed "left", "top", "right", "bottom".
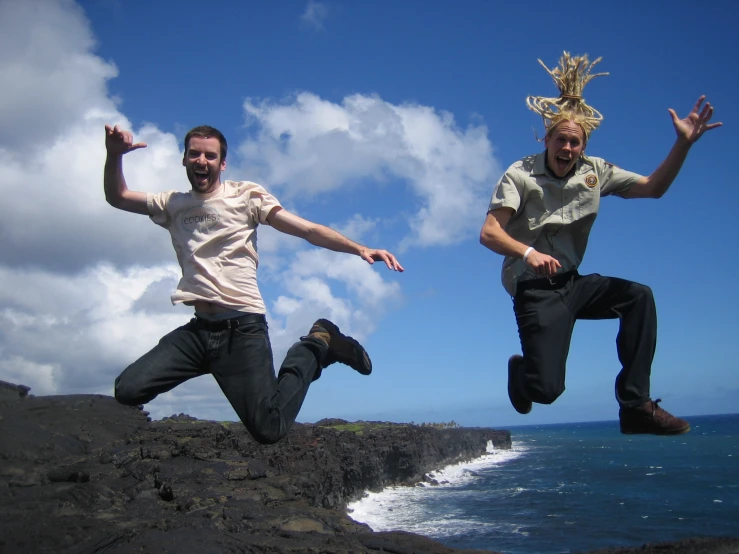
[
  {"left": 640, "top": 137, "right": 692, "bottom": 198},
  {"left": 104, "top": 154, "right": 127, "bottom": 206},
  {"left": 480, "top": 229, "right": 528, "bottom": 258},
  {"left": 303, "top": 224, "right": 365, "bottom": 256},
  {"left": 268, "top": 208, "right": 402, "bottom": 270},
  {"left": 103, "top": 154, "right": 149, "bottom": 214},
  {"left": 480, "top": 225, "right": 528, "bottom": 259},
  {"left": 480, "top": 213, "right": 561, "bottom": 277}
]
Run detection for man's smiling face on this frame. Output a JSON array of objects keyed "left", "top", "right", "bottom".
[
  {"left": 183, "top": 136, "right": 226, "bottom": 194},
  {"left": 544, "top": 120, "right": 585, "bottom": 178}
]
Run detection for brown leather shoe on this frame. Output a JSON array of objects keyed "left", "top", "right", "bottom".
[
  {"left": 309, "top": 319, "right": 372, "bottom": 375},
  {"left": 619, "top": 399, "right": 690, "bottom": 435},
  {"left": 508, "top": 355, "right": 532, "bottom": 415}
]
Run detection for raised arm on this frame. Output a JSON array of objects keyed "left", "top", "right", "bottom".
[
  {"left": 267, "top": 208, "right": 404, "bottom": 272},
  {"left": 104, "top": 125, "right": 150, "bottom": 215},
  {"left": 480, "top": 208, "right": 561, "bottom": 277},
  {"left": 623, "top": 96, "right": 722, "bottom": 199}
]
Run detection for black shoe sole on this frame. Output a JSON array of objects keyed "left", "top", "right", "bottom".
[{"left": 620, "top": 424, "right": 691, "bottom": 436}]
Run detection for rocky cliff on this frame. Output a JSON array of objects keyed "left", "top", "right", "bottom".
[{"left": 0, "top": 381, "right": 509, "bottom": 553}]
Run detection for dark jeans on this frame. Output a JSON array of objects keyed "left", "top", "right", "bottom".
[
  {"left": 114, "top": 314, "right": 327, "bottom": 444},
  {"left": 513, "top": 272, "right": 655, "bottom": 408}
]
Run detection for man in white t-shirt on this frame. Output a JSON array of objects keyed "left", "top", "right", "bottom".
[{"left": 104, "top": 124, "right": 404, "bottom": 444}]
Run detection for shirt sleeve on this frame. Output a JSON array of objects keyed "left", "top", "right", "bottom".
[
  {"left": 488, "top": 165, "right": 522, "bottom": 214},
  {"left": 147, "top": 190, "right": 175, "bottom": 228},
  {"left": 246, "top": 183, "right": 283, "bottom": 225},
  {"left": 595, "top": 158, "right": 643, "bottom": 198}
]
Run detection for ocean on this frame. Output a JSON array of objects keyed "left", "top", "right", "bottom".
[{"left": 347, "top": 413, "right": 739, "bottom": 553}]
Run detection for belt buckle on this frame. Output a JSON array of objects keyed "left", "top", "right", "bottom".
[{"left": 548, "top": 276, "right": 557, "bottom": 286}]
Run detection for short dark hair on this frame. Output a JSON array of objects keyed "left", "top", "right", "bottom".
[{"left": 184, "top": 126, "right": 228, "bottom": 160}]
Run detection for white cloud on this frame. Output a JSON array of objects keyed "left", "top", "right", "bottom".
[
  {"left": 0, "top": 357, "right": 58, "bottom": 396},
  {"left": 0, "top": 0, "right": 205, "bottom": 407},
  {"left": 300, "top": 0, "right": 329, "bottom": 31},
  {"left": 0, "top": 263, "right": 188, "bottom": 395},
  {"left": 0, "top": 0, "right": 118, "bottom": 153},
  {"left": 0, "top": 120, "right": 186, "bottom": 271},
  {"left": 240, "top": 92, "right": 498, "bottom": 250},
  {"left": 0, "top": 0, "right": 186, "bottom": 273},
  {"left": 333, "top": 214, "right": 379, "bottom": 244},
  {"left": 266, "top": 248, "right": 402, "bottom": 373}
]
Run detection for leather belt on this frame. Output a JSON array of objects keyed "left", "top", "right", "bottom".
[
  {"left": 194, "top": 313, "right": 265, "bottom": 331},
  {"left": 516, "top": 270, "right": 578, "bottom": 294}
]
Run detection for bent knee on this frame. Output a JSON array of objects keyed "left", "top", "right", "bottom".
[
  {"left": 114, "top": 387, "right": 140, "bottom": 406},
  {"left": 245, "top": 418, "right": 291, "bottom": 445},
  {"left": 114, "top": 378, "right": 147, "bottom": 406},
  {"left": 629, "top": 282, "right": 654, "bottom": 301},
  {"left": 249, "top": 428, "right": 285, "bottom": 445}
]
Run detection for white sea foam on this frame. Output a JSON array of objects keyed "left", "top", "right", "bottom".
[{"left": 347, "top": 439, "right": 529, "bottom": 533}]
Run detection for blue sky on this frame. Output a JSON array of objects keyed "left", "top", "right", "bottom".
[{"left": 0, "top": 0, "right": 736, "bottom": 428}]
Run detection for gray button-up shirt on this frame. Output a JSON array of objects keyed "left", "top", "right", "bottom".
[{"left": 489, "top": 152, "right": 642, "bottom": 295}]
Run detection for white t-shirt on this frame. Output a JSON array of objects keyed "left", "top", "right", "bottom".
[{"left": 147, "top": 180, "right": 282, "bottom": 313}]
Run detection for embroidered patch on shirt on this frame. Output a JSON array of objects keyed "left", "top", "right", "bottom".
[{"left": 585, "top": 174, "right": 598, "bottom": 188}]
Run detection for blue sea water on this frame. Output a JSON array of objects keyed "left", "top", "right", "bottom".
[{"left": 347, "top": 413, "right": 739, "bottom": 553}]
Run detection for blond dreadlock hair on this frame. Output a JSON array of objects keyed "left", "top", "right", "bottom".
[{"left": 526, "top": 52, "right": 609, "bottom": 142}]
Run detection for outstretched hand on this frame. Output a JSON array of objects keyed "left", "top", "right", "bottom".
[
  {"left": 360, "top": 248, "right": 405, "bottom": 272},
  {"left": 669, "top": 96, "right": 722, "bottom": 144},
  {"left": 105, "top": 125, "right": 147, "bottom": 156}
]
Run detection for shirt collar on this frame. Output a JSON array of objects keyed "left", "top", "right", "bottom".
[{"left": 531, "top": 152, "right": 548, "bottom": 176}]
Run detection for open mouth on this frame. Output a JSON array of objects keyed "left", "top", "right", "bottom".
[{"left": 554, "top": 155, "right": 572, "bottom": 173}]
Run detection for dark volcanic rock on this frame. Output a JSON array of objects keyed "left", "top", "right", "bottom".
[
  {"left": 3, "top": 382, "right": 736, "bottom": 554},
  {"left": 0, "top": 379, "right": 30, "bottom": 401},
  {"left": 0, "top": 383, "right": 506, "bottom": 553}
]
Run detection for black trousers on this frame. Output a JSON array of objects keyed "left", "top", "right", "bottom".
[
  {"left": 513, "top": 272, "right": 655, "bottom": 408},
  {"left": 114, "top": 314, "right": 327, "bottom": 444}
]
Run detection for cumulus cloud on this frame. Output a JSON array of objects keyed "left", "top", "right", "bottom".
[
  {"left": 0, "top": 0, "right": 497, "bottom": 422},
  {"left": 240, "top": 92, "right": 498, "bottom": 250},
  {"left": 0, "top": 0, "right": 117, "bottom": 153},
  {"left": 300, "top": 0, "right": 329, "bottom": 31},
  {"left": 268, "top": 249, "right": 402, "bottom": 351},
  {"left": 0, "top": 0, "right": 189, "bottom": 273},
  {"left": 1, "top": 120, "right": 185, "bottom": 272},
  {"left": 0, "top": 263, "right": 187, "bottom": 396}
]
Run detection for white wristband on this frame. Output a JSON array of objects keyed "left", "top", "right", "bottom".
[{"left": 522, "top": 247, "right": 534, "bottom": 263}]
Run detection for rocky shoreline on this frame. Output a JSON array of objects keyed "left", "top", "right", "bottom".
[{"left": 1, "top": 380, "right": 737, "bottom": 554}]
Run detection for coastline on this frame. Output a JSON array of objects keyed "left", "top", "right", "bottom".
[
  {"left": 348, "top": 438, "right": 525, "bottom": 531},
  {"left": 1, "top": 380, "right": 737, "bottom": 554},
  {"left": 0, "top": 380, "right": 508, "bottom": 553}
]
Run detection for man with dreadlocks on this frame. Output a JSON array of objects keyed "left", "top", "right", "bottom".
[{"left": 480, "top": 52, "right": 721, "bottom": 435}]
